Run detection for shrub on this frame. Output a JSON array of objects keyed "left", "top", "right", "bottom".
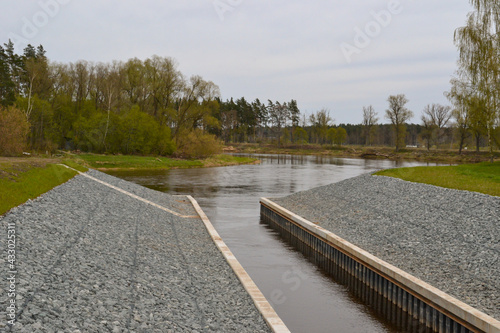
[
  {"left": 0, "top": 106, "right": 30, "bottom": 156},
  {"left": 176, "top": 129, "right": 222, "bottom": 159}
]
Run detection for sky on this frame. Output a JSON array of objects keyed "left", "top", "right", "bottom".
[{"left": 1, "top": 0, "right": 473, "bottom": 124}]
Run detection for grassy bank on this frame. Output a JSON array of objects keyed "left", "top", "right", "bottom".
[
  {"left": 70, "top": 153, "right": 259, "bottom": 170},
  {"left": 375, "top": 162, "right": 500, "bottom": 196},
  {"left": 0, "top": 153, "right": 258, "bottom": 215},
  {"left": 0, "top": 158, "right": 82, "bottom": 215},
  {"left": 228, "top": 143, "right": 500, "bottom": 163}
]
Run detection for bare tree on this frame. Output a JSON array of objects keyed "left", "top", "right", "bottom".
[
  {"left": 362, "top": 105, "right": 378, "bottom": 145},
  {"left": 421, "top": 104, "right": 452, "bottom": 148},
  {"left": 385, "top": 94, "right": 413, "bottom": 151}
]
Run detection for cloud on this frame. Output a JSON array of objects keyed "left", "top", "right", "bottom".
[{"left": 0, "top": 0, "right": 472, "bottom": 124}]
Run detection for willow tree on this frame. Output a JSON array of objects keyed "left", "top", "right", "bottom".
[{"left": 454, "top": 0, "right": 499, "bottom": 161}]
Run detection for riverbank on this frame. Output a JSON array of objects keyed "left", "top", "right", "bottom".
[
  {"left": 228, "top": 143, "right": 500, "bottom": 163},
  {"left": 0, "top": 158, "right": 84, "bottom": 215},
  {"left": 271, "top": 173, "right": 500, "bottom": 321},
  {"left": 0, "top": 169, "right": 278, "bottom": 332},
  {"left": 69, "top": 153, "right": 259, "bottom": 170},
  {"left": 0, "top": 154, "right": 258, "bottom": 216},
  {"left": 376, "top": 161, "right": 500, "bottom": 196}
]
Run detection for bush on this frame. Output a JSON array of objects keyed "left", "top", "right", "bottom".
[
  {"left": 0, "top": 106, "right": 30, "bottom": 156},
  {"left": 176, "top": 129, "right": 222, "bottom": 159},
  {"left": 156, "top": 126, "right": 176, "bottom": 156}
]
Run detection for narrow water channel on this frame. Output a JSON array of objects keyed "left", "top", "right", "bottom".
[{"left": 107, "top": 154, "right": 444, "bottom": 332}]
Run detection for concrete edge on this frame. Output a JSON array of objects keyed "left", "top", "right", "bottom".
[
  {"left": 260, "top": 197, "right": 500, "bottom": 333},
  {"left": 186, "top": 195, "right": 290, "bottom": 333}
]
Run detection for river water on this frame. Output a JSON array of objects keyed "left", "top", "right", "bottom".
[{"left": 107, "top": 154, "right": 444, "bottom": 332}]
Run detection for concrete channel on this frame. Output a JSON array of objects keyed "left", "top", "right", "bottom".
[{"left": 260, "top": 198, "right": 500, "bottom": 333}]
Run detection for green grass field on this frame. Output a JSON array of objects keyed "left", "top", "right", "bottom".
[
  {"left": 0, "top": 163, "right": 79, "bottom": 215},
  {"left": 375, "top": 162, "right": 500, "bottom": 196}
]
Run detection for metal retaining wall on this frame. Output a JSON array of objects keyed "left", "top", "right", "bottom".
[{"left": 260, "top": 198, "right": 500, "bottom": 333}]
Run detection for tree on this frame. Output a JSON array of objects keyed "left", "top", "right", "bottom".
[
  {"left": 120, "top": 105, "right": 164, "bottom": 155},
  {"left": 453, "top": 108, "right": 471, "bottom": 154},
  {"left": 235, "top": 97, "right": 255, "bottom": 142},
  {"left": 468, "top": 96, "right": 488, "bottom": 151},
  {"left": 171, "top": 75, "right": 221, "bottom": 145},
  {"left": 143, "top": 55, "right": 182, "bottom": 120},
  {"left": 252, "top": 98, "right": 268, "bottom": 141},
  {"left": 92, "top": 62, "right": 122, "bottom": 150},
  {"left": 267, "top": 100, "right": 289, "bottom": 146},
  {"left": 0, "top": 106, "right": 30, "bottom": 156},
  {"left": 454, "top": 0, "right": 499, "bottom": 161},
  {"left": 385, "top": 94, "right": 413, "bottom": 151},
  {"left": 309, "top": 108, "right": 332, "bottom": 144},
  {"left": 362, "top": 105, "right": 378, "bottom": 145},
  {"left": 288, "top": 99, "right": 300, "bottom": 142},
  {"left": 294, "top": 126, "right": 308, "bottom": 144},
  {"left": 421, "top": 104, "right": 452, "bottom": 149},
  {"left": 327, "top": 128, "right": 336, "bottom": 145},
  {"left": 0, "top": 45, "right": 16, "bottom": 106},
  {"left": 335, "top": 127, "right": 347, "bottom": 146},
  {"left": 446, "top": 77, "right": 473, "bottom": 154},
  {"left": 2, "top": 40, "right": 23, "bottom": 95},
  {"left": 220, "top": 109, "right": 238, "bottom": 143},
  {"left": 420, "top": 114, "right": 436, "bottom": 151}
]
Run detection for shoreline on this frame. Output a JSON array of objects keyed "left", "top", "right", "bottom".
[{"left": 227, "top": 143, "right": 500, "bottom": 163}]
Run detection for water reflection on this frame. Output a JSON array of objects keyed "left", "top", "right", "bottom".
[{"left": 106, "top": 154, "right": 446, "bottom": 333}]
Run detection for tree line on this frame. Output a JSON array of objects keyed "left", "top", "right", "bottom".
[
  {"left": 0, "top": 41, "right": 222, "bottom": 157},
  {"left": 0, "top": 1, "right": 498, "bottom": 158}
]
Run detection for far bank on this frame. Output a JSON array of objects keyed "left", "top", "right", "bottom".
[{"left": 227, "top": 143, "right": 500, "bottom": 163}]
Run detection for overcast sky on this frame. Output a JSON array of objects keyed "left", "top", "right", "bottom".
[{"left": 1, "top": 1, "right": 473, "bottom": 124}]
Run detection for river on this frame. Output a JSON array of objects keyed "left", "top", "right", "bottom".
[{"left": 107, "top": 154, "right": 445, "bottom": 332}]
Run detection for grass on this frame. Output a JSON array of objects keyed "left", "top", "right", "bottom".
[
  {"left": 375, "top": 162, "right": 500, "bottom": 196},
  {"left": 61, "top": 158, "right": 89, "bottom": 172},
  {"left": 0, "top": 161, "right": 79, "bottom": 215},
  {"left": 70, "top": 153, "right": 258, "bottom": 170},
  {"left": 0, "top": 152, "right": 257, "bottom": 215}
]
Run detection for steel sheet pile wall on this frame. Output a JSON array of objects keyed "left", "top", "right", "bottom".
[{"left": 260, "top": 202, "right": 490, "bottom": 333}]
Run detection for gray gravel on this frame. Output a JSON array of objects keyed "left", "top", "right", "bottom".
[
  {"left": 0, "top": 170, "right": 270, "bottom": 332},
  {"left": 272, "top": 173, "right": 499, "bottom": 320}
]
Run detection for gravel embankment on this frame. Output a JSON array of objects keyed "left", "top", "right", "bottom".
[
  {"left": 272, "top": 173, "right": 499, "bottom": 320},
  {"left": 0, "top": 170, "right": 270, "bottom": 332}
]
